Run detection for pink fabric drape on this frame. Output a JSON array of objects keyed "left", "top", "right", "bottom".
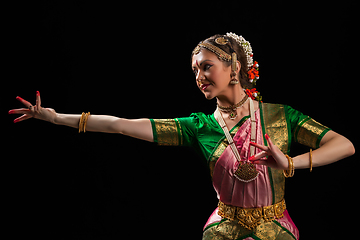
[{"left": 212, "top": 109, "right": 273, "bottom": 208}]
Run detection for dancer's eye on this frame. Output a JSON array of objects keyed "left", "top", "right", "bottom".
[{"left": 203, "top": 64, "right": 212, "bottom": 71}]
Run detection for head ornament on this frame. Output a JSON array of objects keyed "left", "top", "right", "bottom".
[
  {"left": 193, "top": 42, "right": 232, "bottom": 62},
  {"left": 214, "top": 37, "right": 229, "bottom": 45}
]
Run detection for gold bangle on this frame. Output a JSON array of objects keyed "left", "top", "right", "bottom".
[
  {"left": 283, "top": 155, "right": 295, "bottom": 178},
  {"left": 78, "top": 112, "right": 90, "bottom": 133},
  {"left": 288, "top": 155, "right": 294, "bottom": 177},
  {"left": 83, "top": 112, "right": 90, "bottom": 133},
  {"left": 79, "top": 112, "right": 86, "bottom": 133},
  {"left": 309, "top": 149, "right": 313, "bottom": 172}
]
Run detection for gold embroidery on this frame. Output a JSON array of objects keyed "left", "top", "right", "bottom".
[
  {"left": 203, "top": 218, "right": 252, "bottom": 240},
  {"left": 175, "top": 119, "right": 183, "bottom": 145},
  {"left": 217, "top": 199, "right": 286, "bottom": 230},
  {"left": 261, "top": 103, "right": 287, "bottom": 204},
  {"left": 202, "top": 218, "right": 296, "bottom": 240},
  {"left": 254, "top": 220, "right": 282, "bottom": 240},
  {"left": 209, "top": 142, "right": 227, "bottom": 177},
  {"left": 295, "top": 118, "right": 328, "bottom": 149},
  {"left": 153, "top": 119, "right": 180, "bottom": 146},
  {"left": 262, "top": 104, "right": 288, "bottom": 153}
]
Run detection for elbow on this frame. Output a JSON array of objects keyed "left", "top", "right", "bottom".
[
  {"left": 334, "top": 133, "right": 355, "bottom": 158},
  {"left": 344, "top": 138, "right": 355, "bottom": 157},
  {"left": 348, "top": 141, "right": 355, "bottom": 156}
]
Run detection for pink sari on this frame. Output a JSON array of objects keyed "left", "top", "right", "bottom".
[{"left": 204, "top": 109, "right": 299, "bottom": 239}]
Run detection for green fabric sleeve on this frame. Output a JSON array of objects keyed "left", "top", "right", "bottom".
[
  {"left": 150, "top": 113, "right": 225, "bottom": 161},
  {"left": 285, "top": 106, "right": 331, "bottom": 149},
  {"left": 150, "top": 118, "right": 187, "bottom": 146},
  {"left": 149, "top": 115, "right": 201, "bottom": 146}
]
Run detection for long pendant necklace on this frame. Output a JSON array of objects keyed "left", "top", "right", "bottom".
[
  {"left": 217, "top": 94, "right": 249, "bottom": 120},
  {"left": 215, "top": 98, "right": 259, "bottom": 182}
]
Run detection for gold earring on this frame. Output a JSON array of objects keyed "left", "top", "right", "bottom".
[
  {"left": 230, "top": 71, "right": 239, "bottom": 85},
  {"left": 230, "top": 52, "right": 239, "bottom": 84},
  {"left": 230, "top": 79, "right": 240, "bottom": 85},
  {"left": 231, "top": 52, "right": 237, "bottom": 73}
]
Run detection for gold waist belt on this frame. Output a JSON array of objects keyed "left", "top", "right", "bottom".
[{"left": 217, "top": 199, "right": 286, "bottom": 230}]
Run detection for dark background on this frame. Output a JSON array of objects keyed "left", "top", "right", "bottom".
[{"left": 5, "top": 1, "right": 358, "bottom": 239}]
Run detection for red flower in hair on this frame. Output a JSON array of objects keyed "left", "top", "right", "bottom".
[
  {"left": 248, "top": 71, "right": 255, "bottom": 80},
  {"left": 245, "top": 88, "right": 258, "bottom": 100},
  {"left": 247, "top": 61, "right": 259, "bottom": 83}
]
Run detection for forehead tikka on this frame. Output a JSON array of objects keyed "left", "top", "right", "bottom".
[{"left": 215, "top": 37, "right": 229, "bottom": 45}]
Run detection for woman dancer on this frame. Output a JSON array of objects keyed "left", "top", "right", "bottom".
[{"left": 9, "top": 33, "right": 355, "bottom": 240}]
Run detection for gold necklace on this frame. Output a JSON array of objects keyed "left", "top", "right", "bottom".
[{"left": 217, "top": 94, "right": 249, "bottom": 120}]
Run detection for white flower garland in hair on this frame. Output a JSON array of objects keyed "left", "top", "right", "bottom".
[{"left": 226, "top": 32, "right": 254, "bottom": 69}]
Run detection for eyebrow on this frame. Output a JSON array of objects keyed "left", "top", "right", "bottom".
[{"left": 193, "top": 59, "right": 214, "bottom": 68}]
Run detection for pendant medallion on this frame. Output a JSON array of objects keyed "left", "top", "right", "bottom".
[{"left": 234, "top": 161, "right": 259, "bottom": 182}]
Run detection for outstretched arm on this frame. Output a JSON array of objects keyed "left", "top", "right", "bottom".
[
  {"left": 55, "top": 113, "right": 153, "bottom": 142},
  {"left": 9, "top": 91, "right": 154, "bottom": 142}
]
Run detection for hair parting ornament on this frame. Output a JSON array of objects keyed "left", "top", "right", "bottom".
[{"left": 193, "top": 32, "right": 262, "bottom": 101}]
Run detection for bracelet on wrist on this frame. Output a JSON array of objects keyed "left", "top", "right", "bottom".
[
  {"left": 79, "top": 112, "right": 90, "bottom": 133},
  {"left": 283, "top": 155, "right": 295, "bottom": 178}
]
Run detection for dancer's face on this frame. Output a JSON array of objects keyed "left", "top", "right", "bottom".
[{"left": 191, "top": 49, "right": 233, "bottom": 100}]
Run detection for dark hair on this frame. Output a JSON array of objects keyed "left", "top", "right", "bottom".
[{"left": 191, "top": 34, "right": 253, "bottom": 89}]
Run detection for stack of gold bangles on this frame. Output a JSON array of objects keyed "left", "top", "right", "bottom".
[
  {"left": 79, "top": 112, "right": 90, "bottom": 133},
  {"left": 283, "top": 149, "right": 313, "bottom": 177},
  {"left": 283, "top": 155, "right": 295, "bottom": 178}
]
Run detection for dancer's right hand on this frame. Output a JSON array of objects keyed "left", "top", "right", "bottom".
[{"left": 8, "top": 91, "right": 57, "bottom": 123}]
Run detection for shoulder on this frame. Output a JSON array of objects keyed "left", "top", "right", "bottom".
[
  {"left": 261, "top": 102, "right": 299, "bottom": 115},
  {"left": 260, "top": 102, "right": 289, "bottom": 116},
  {"left": 260, "top": 102, "right": 287, "bottom": 108},
  {"left": 177, "top": 112, "right": 219, "bottom": 130},
  {"left": 260, "top": 102, "right": 309, "bottom": 128},
  {"left": 189, "top": 112, "right": 213, "bottom": 122}
]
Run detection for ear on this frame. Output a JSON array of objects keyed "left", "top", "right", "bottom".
[
  {"left": 231, "top": 60, "right": 241, "bottom": 78},
  {"left": 235, "top": 60, "right": 241, "bottom": 74}
]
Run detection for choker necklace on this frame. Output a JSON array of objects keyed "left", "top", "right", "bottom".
[{"left": 217, "top": 94, "right": 249, "bottom": 120}]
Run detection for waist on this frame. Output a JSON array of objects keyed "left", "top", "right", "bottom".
[{"left": 217, "top": 199, "right": 286, "bottom": 230}]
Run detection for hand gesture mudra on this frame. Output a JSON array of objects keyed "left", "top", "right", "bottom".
[
  {"left": 9, "top": 91, "right": 57, "bottom": 123},
  {"left": 249, "top": 133, "right": 290, "bottom": 170}
]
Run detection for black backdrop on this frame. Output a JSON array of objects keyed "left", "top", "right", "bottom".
[{"left": 5, "top": 1, "right": 358, "bottom": 239}]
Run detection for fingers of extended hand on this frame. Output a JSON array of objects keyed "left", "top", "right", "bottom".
[
  {"left": 252, "top": 159, "right": 268, "bottom": 165},
  {"left": 13, "top": 114, "right": 32, "bottom": 123},
  {"left": 249, "top": 151, "right": 268, "bottom": 161},
  {"left": 8, "top": 108, "right": 32, "bottom": 115},
  {"left": 36, "top": 91, "right": 41, "bottom": 112},
  {"left": 265, "top": 133, "right": 274, "bottom": 148},
  {"left": 16, "top": 96, "right": 33, "bottom": 108},
  {"left": 250, "top": 141, "right": 268, "bottom": 151}
]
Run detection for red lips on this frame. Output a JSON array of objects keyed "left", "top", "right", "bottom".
[{"left": 201, "top": 84, "right": 211, "bottom": 90}]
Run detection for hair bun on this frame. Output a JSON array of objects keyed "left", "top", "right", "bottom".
[{"left": 226, "top": 32, "right": 254, "bottom": 70}]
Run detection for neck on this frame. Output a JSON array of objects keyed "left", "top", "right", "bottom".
[{"left": 216, "top": 85, "right": 246, "bottom": 107}]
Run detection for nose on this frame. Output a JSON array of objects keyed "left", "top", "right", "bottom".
[{"left": 196, "top": 71, "right": 204, "bottom": 83}]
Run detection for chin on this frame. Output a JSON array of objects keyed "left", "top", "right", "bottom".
[{"left": 203, "top": 91, "right": 216, "bottom": 100}]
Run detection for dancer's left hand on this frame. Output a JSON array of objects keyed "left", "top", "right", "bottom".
[
  {"left": 249, "top": 133, "right": 289, "bottom": 170},
  {"left": 9, "top": 91, "right": 57, "bottom": 123}
]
